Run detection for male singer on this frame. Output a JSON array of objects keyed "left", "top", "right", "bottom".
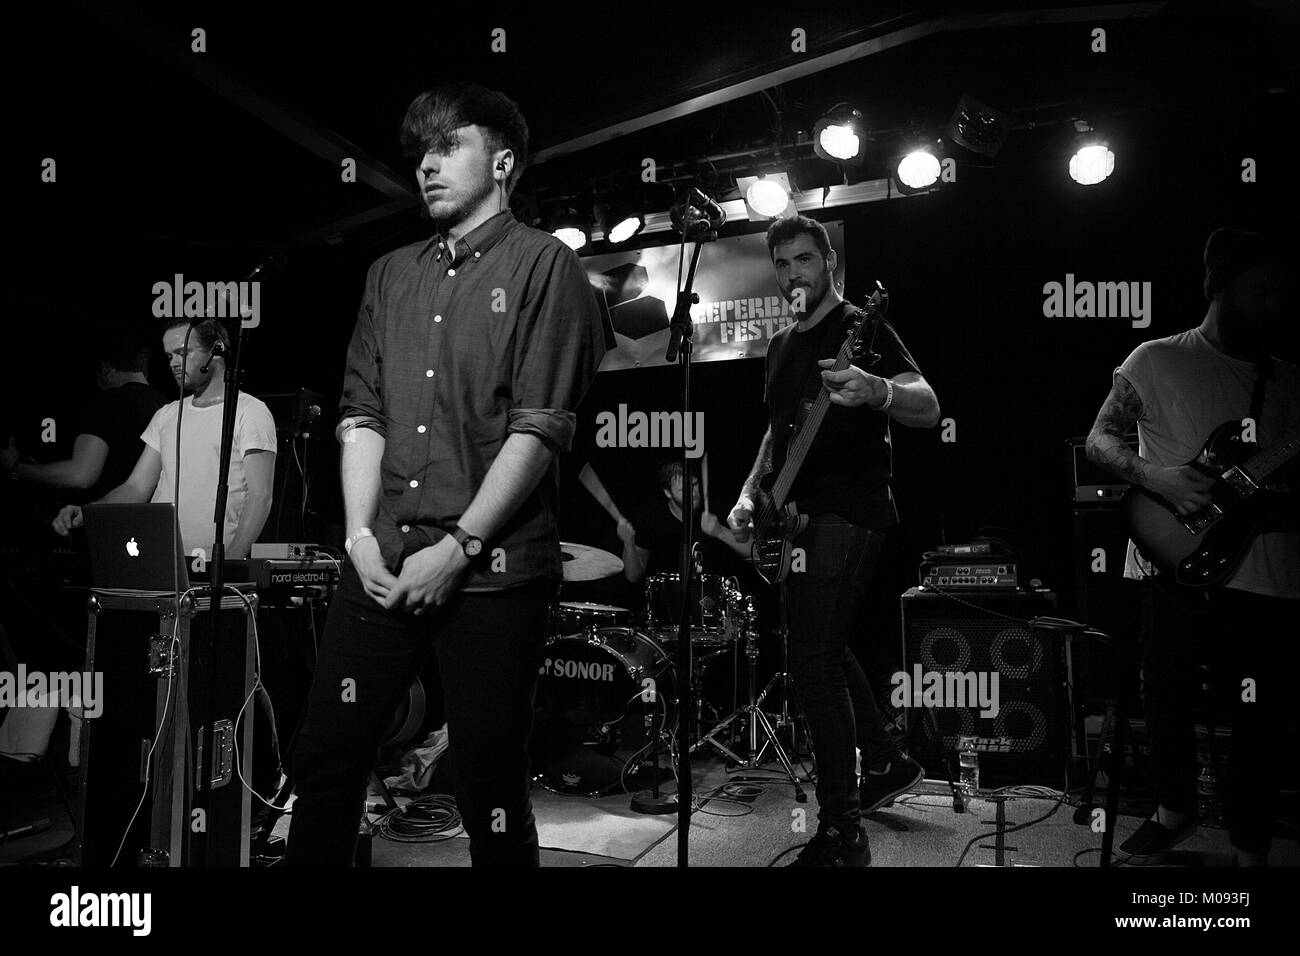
[{"left": 287, "top": 83, "right": 605, "bottom": 867}]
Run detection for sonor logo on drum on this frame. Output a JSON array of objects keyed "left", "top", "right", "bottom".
[{"left": 543, "top": 658, "right": 618, "bottom": 682}]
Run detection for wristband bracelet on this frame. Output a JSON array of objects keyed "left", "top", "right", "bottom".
[
  {"left": 877, "top": 378, "right": 894, "bottom": 412},
  {"left": 345, "top": 527, "right": 375, "bottom": 555}
]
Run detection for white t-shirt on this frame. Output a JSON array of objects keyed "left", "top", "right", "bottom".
[
  {"left": 140, "top": 393, "right": 278, "bottom": 557},
  {"left": 1115, "top": 327, "right": 1300, "bottom": 597}
]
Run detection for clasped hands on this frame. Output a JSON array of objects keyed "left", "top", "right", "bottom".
[{"left": 350, "top": 533, "right": 470, "bottom": 616}]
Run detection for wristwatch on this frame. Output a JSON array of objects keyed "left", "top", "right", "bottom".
[{"left": 450, "top": 525, "right": 484, "bottom": 558}]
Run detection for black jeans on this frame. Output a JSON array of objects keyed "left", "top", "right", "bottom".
[
  {"left": 286, "top": 563, "right": 552, "bottom": 866},
  {"left": 782, "top": 515, "right": 897, "bottom": 828},
  {"left": 1140, "top": 574, "right": 1299, "bottom": 853}
]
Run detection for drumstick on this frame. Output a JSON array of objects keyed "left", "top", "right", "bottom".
[
  {"left": 578, "top": 462, "right": 625, "bottom": 524},
  {"left": 701, "top": 452, "right": 710, "bottom": 510}
]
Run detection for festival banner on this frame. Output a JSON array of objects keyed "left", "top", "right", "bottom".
[{"left": 582, "top": 221, "right": 845, "bottom": 371}]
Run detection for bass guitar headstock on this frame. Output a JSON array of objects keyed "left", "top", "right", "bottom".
[{"left": 847, "top": 280, "right": 889, "bottom": 365}]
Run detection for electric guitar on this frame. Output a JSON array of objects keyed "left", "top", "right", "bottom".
[
  {"left": 1122, "top": 420, "right": 1300, "bottom": 587},
  {"left": 749, "top": 284, "right": 889, "bottom": 585}
]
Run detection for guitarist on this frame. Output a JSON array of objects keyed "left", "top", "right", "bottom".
[
  {"left": 728, "top": 216, "right": 940, "bottom": 866},
  {"left": 1086, "top": 228, "right": 1299, "bottom": 866}
]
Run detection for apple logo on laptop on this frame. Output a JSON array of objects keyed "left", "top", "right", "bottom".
[{"left": 126, "top": 537, "right": 140, "bottom": 557}]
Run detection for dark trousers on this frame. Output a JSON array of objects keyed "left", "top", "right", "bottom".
[
  {"left": 286, "top": 564, "right": 551, "bottom": 866},
  {"left": 1140, "top": 574, "right": 1299, "bottom": 853},
  {"left": 782, "top": 516, "right": 898, "bottom": 828}
]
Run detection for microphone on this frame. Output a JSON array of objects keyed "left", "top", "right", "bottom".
[
  {"left": 190, "top": 252, "right": 287, "bottom": 326},
  {"left": 688, "top": 188, "right": 726, "bottom": 227},
  {"left": 199, "top": 340, "right": 226, "bottom": 374},
  {"left": 669, "top": 187, "right": 726, "bottom": 237}
]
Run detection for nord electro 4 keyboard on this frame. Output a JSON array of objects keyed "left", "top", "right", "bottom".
[
  {"left": 247, "top": 557, "right": 340, "bottom": 589},
  {"left": 214, "top": 556, "right": 341, "bottom": 589}
]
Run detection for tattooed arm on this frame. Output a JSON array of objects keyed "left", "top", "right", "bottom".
[
  {"left": 1086, "top": 374, "right": 1215, "bottom": 515},
  {"left": 1086, "top": 375, "right": 1149, "bottom": 485},
  {"left": 740, "top": 426, "right": 774, "bottom": 501},
  {"left": 728, "top": 426, "right": 774, "bottom": 542}
]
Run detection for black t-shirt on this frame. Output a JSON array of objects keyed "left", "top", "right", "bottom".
[
  {"left": 79, "top": 381, "right": 170, "bottom": 501},
  {"left": 764, "top": 300, "right": 921, "bottom": 528},
  {"left": 629, "top": 500, "right": 731, "bottom": 578}
]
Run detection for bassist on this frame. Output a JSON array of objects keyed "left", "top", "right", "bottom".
[
  {"left": 1086, "top": 228, "right": 1299, "bottom": 865},
  {"left": 728, "top": 216, "right": 939, "bottom": 866}
]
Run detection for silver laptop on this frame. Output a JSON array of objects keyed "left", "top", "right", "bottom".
[{"left": 82, "top": 503, "right": 190, "bottom": 592}]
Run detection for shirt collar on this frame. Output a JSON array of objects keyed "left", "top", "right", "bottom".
[{"left": 420, "top": 210, "right": 517, "bottom": 264}]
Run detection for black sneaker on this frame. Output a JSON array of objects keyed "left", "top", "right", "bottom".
[
  {"left": 787, "top": 823, "right": 871, "bottom": 867},
  {"left": 860, "top": 755, "right": 925, "bottom": 814},
  {"left": 1119, "top": 816, "right": 1198, "bottom": 860}
]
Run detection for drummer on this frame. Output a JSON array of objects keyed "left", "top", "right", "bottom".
[{"left": 619, "top": 460, "right": 749, "bottom": 586}]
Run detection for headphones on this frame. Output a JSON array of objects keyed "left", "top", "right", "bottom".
[{"left": 496, "top": 161, "right": 507, "bottom": 171}]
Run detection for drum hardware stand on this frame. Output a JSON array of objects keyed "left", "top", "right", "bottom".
[
  {"left": 684, "top": 645, "right": 731, "bottom": 746},
  {"left": 699, "top": 596, "right": 812, "bottom": 801},
  {"left": 630, "top": 665, "right": 676, "bottom": 815}
]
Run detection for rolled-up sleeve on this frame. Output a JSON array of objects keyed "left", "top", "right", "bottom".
[
  {"left": 508, "top": 245, "right": 606, "bottom": 452},
  {"left": 337, "top": 260, "right": 387, "bottom": 443}
]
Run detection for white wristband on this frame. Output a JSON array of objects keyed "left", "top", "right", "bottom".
[
  {"left": 345, "top": 527, "right": 375, "bottom": 555},
  {"left": 877, "top": 378, "right": 894, "bottom": 412}
]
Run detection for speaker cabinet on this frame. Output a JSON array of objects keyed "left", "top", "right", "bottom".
[{"left": 900, "top": 587, "right": 1070, "bottom": 786}]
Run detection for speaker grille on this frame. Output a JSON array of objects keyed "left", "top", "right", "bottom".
[{"left": 901, "top": 589, "right": 1068, "bottom": 785}]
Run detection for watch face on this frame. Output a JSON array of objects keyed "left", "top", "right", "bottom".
[{"left": 464, "top": 538, "right": 483, "bottom": 557}]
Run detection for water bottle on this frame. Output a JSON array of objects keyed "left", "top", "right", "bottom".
[
  {"left": 958, "top": 737, "right": 980, "bottom": 808},
  {"left": 1196, "top": 762, "right": 1223, "bottom": 827}
]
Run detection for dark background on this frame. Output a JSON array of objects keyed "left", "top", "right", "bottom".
[{"left": 3, "top": 1, "right": 1297, "bottom": 681}]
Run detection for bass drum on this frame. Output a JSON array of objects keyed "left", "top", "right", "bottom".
[{"left": 531, "top": 628, "right": 676, "bottom": 796}]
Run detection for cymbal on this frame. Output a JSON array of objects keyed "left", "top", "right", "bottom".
[{"left": 559, "top": 541, "right": 623, "bottom": 581}]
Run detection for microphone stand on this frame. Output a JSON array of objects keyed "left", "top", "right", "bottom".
[
  {"left": 663, "top": 218, "right": 715, "bottom": 867},
  {"left": 193, "top": 256, "right": 278, "bottom": 866}
]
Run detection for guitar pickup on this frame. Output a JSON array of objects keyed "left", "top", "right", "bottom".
[
  {"left": 1184, "top": 503, "right": 1223, "bottom": 534},
  {"left": 1219, "top": 465, "right": 1259, "bottom": 499}
]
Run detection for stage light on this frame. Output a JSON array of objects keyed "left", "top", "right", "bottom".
[
  {"left": 599, "top": 197, "right": 645, "bottom": 244},
  {"left": 813, "top": 103, "right": 867, "bottom": 165},
  {"left": 946, "top": 93, "right": 1012, "bottom": 158},
  {"left": 747, "top": 178, "right": 789, "bottom": 217},
  {"left": 607, "top": 213, "right": 643, "bottom": 244},
  {"left": 1068, "top": 121, "right": 1114, "bottom": 185},
  {"left": 896, "top": 146, "right": 941, "bottom": 190},
  {"left": 551, "top": 206, "right": 590, "bottom": 250},
  {"left": 736, "top": 172, "right": 796, "bottom": 221}
]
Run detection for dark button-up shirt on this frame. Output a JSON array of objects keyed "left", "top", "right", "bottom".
[{"left": 337, "top": 210, "right": 606, "bottom": 590}]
